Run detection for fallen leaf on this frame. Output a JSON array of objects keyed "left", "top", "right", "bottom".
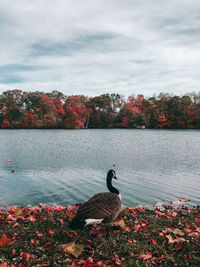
[
  {"left": 20, "top": 252, "right": 34, "bottom": 267},
  {"left": 12, "top": 223, "right": 19, "bottom": 228},
  {"left": 0, "top": 234, "right": 9, "bottom": 247},
  {"left": 141, "top": 221, "right": 147, "bottom": 228},
  {"left": 6, "top": 214, "right": 17, "bottom": 221},
  {"left": 174, "top": 242, "right": 183, "bottom": 251},
  {"left": 166, "top": 234, "right": 185, "bottom": 244},
  {"left": 188, "top": 232, "right": 200, "bottom": 237},
  {"left": 36, "top": 232, "right": 43, "bottom": 238},
  {"left": 0, "top": 262, "right": 7, "bottom": 267},
  {"left": 118, "top": 219, "right": 126, "bottom": 230},
  {"left": 155, "top": 210, "right": 166, "bottom": 217},
  {"left": 194, "top": 217, "right": 200, "bottom": 223},
  {"left": 172, "top": 199, "right": 190, "bottom": 205},
  {"left": 27, "top": 216, "right": 36, "bottom": 222},
  {"left": 57, "top": 242, "right": 84, "bottom": 258},
  {"left": 90, "top": 225, "right": 105, "bottom": 236},
  {"left": 148, "top": 238, "right": 157, "bottom": 245},
  {"left": 138, "top": 253, "right": 152, "bottom": 260},
  {"left": 172, "top": 228, "right": 185, "bottom": 236},
  {"left": 10, "top": 206, "right": 17, "bottom": 213},
  {"left": 39, "top": 203, "right": 46, "bottom": 208},
  {"left": 15, "top": 207, "right": 24, "bottom": 217},
  {"left": 48, "top": 229, "right": 54, "bottom": 236},
  {"left": 162, "top": 227, "right": 172, "bottom": 234}
]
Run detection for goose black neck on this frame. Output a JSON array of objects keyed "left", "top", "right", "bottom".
[{"left": 107, "top": 174, "right": 119, "bottom": 195}]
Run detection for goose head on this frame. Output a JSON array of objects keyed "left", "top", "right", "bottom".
[
  {"left": 107, "top": 169, "right": 117, "bottom": 179},
  {"left": 106, "top": 169, "right": 119, "bottom": 195}
]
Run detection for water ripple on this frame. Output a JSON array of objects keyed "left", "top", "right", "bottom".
[{"left": 0, "top": 129, "right": 200, "bottom": 207}]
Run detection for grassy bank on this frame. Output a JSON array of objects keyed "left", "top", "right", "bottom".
[{"left": 0, "top": 203, "right": 200, "bottom": 266}]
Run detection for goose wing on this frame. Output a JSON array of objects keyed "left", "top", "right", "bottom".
[{"left": 76, "top": 192, "right": 121, "bottom": 222}]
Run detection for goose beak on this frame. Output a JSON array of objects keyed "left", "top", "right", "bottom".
[{"left": 113, "top": 175, "right": 117, "bottom": 180}]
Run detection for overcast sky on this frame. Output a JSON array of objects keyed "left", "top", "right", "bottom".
[{"left": 0, "top": 0, "right": 200, "bottom": 97}]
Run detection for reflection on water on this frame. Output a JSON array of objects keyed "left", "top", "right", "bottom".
[{"left": 0, "top": 129, "right": 200, "bottom": 207}]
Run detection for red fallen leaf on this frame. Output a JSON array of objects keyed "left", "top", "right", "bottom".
[
  {"left": 6, "top": 214, "right": 17, "bottom": 221},
  {"left": 128, "top": 238, "right": 132, "bottom": 243},
  {"left": 10, "top": 206, "right": 17, "bottom": 213},
  {"left": 184, "top": 228, "right": 193, "bottom": 235},
  {"left": 141, "top": 221, "right": 147, "bottom": 228},
  {"left": 131, "top": 207, "right": 145, "bottom": 213},
  {"left": 48, "top": 229, "right": 54, "bottom": 236},
  {"left": 27, "top": 216, "right": 36, "bottom": 222},
  {"left": 194, "top": 217, "right": 200, "bottom": 223},
  {"left": 58, "top": 218, "right": 64, "bottom": 224},
  {"left": 12, "top": 248, "right": 16, "bottom": 255},
  {"left": 36, "top": 231, "right": 43, "bottom": 238},
  {"left": 157, "top": 255, "right": 166, "bottom": 260},
  {"left": 53, "top": 205, "right": 64, "bottom": 212},
  {"left": 0, "top": 262, "right": 7, "bottom": 267},
  {"left": 134, "top": 224, "right": 142, "bottom": 232},
  {"left": 87, "top": 257, "right": 93, "bottom": 263},
  {"left": 188, "top": 232, "right": 200, "bottom": 237},
  {"left": 194, "top": 225, "right": 200, "bottom": 233},
  {"left": 83, "top": 263, "right": 95, "bottom": 267},
  {"left": 112, "top": 255, "right": 121, "bottom": 265},
  {"left": 167, "top": 211, "right": 177, "bottom": 217},
  {"left": 12, "top": 222, "right": 19, "bottom": 228},
  {"left": 90, "top": 225, "right": 105, "bottom": 236},
  {"left": 130, "top": 252, "right": 135, "bottom": 256},
  {"left": 39, "top": 203, "right": 46, "bottom": 208},
  {"left": 31, "top": 206, "right": 40, "bottom": 215},
  {"left": 31, "top": 238, "right": 36, "bottom": 244},
  {"left": 44, "top": 242, "right": 51, "bottom": 247},
  {"left": 155, "top": 210, "right": 166, "bottom": 217},
  {"left": 148, "top": 238, "right": 157, "bottom": 245},
  {"left": 0, "top": 234, "right": 9, "bottom": 247},
  {"left": 138, "top": 253, "right": 152, "bottom": 260},
  {"left": 174, "top": 241, "right": 183, "bottom": 251},
  {"left": 20, "top": 252, "right": 34, "bottom": 267}
]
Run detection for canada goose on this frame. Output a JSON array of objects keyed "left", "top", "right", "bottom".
[{"left": 69, "top": 170, "right": 122, "bottom": 229}]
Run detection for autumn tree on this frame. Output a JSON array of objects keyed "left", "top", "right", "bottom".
[
  {"left": 63, "top": 95, "right": 91, "bottom": 129},
  {"left": 89, "top": 94, "right": 123, "bottom": 128},
  {"left": 0, "top": 90, "right": 25, "bottom": 128}
]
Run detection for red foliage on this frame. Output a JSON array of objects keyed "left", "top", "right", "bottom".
[{"left": 0, "top": 234, "right": 9, "bottom": 247}]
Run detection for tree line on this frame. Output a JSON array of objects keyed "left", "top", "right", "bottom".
[{"left": 0, "top": 89, "right": 200, "bottom": 129}]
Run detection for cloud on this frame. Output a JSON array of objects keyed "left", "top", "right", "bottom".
[{"left": 0, "top": 0, "right": 200, "bottom": 96}]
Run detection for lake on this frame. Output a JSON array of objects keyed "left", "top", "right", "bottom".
[{"left": 0, "top": 129, "right": 200, "bottom": 208}]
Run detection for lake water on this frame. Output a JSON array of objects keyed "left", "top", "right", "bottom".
[{"left": 0, "top": 129, "right": 200, "bottom": 208}]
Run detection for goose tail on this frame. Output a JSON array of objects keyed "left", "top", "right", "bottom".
[{"left": 69, "top": 217, "right": 86, "bottom": 230}]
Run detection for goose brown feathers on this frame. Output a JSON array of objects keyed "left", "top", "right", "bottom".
[{"left": 69, "top": 170, "right": 122, "bottom": 229}]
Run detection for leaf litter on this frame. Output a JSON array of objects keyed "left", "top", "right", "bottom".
[{"left": 0, "top": 201, "right": 199, "bottom": 266}]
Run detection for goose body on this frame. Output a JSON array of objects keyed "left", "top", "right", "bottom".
[{"left": 69, "top": 170, "right": 122, "bottom": 229}]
